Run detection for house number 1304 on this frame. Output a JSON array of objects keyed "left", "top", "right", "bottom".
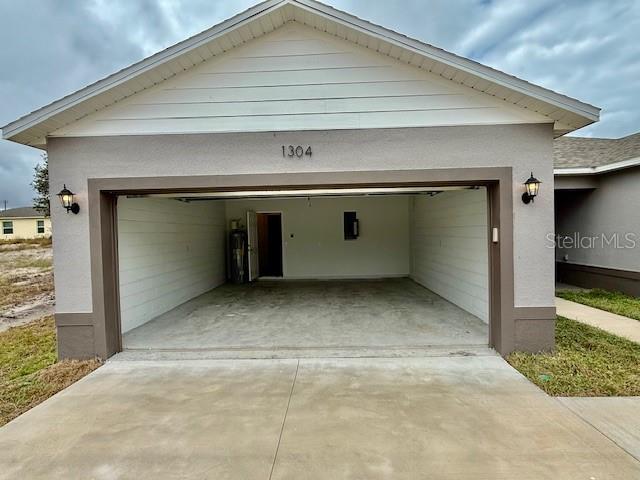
[{"left": 282, "top": 145, "right": 312, "bottom": 158}]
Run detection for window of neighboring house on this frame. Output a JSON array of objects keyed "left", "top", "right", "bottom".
[
  {"left": 37, "top": 220, "right": 45, "bottom": 234},
  {"left": 2, "top": 221, "right": 13, "bottom": 235}
]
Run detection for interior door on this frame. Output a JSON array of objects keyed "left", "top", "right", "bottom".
[{"left": 247, "top": 210, "right": 259, "bottom": 281}]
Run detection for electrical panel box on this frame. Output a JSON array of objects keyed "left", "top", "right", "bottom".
[{"left": 343, "top": 211, "right": 359, "bottom": 240}]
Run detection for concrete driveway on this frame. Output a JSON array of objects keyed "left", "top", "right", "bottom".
[{"left": 1, "top": 356, "right": 639, "bottom": 479}]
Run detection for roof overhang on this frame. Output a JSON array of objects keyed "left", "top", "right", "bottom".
[
  {"left": 554, "top": 156, "right": 640, "bottom": 176},
  {"left": 2, "top": 0, "right": 600, "bottom": 148}
]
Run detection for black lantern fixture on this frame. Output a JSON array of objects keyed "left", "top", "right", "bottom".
[
  {"left": 57, "top": 185, "right": 80, "bottom": 214},
  {"left": 522, "top": 172, "right": 541, "bottom": 204}
]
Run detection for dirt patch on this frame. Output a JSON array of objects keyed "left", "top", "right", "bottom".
[
  {"left": 0, "top": 237, "right": 52, "bottom": 252},
  {"left": 0, "top": 244, "right": 54, "bottom": 331}
]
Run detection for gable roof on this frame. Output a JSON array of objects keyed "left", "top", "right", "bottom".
[
  {"left": 2, "top": 0, "right": 600, "bottom": 148},
  {"left": 0, "top": 207, "right": 45, "bottom": 219},
  {"left": 554, "top": 132, "right": 640, "bottom": 175}
]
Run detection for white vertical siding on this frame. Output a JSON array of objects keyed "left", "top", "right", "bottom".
[
  {"left": 117, "top": 197, "right": 226, "bottom": 333},
  {"left": 410, "top": 189, "right": 489, "bottom": 322}
]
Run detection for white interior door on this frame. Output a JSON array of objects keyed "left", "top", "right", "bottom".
[{"left": 247, "top": 210, "right": 259, "bottom": 281}]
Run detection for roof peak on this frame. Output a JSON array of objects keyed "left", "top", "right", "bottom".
[{"left": 2, "top": 0, "right": 599, "bottom": 146}]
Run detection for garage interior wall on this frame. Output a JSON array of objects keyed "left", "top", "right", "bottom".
[
  {"left": 117, "top": 197, "right": 226, "bottom": 333},
  {"left": 410, "top": 189, "right": 489, "bottom": 322},
  {"left": 117, "top": 190, "right": 488, "bottom": 335},
  {"left": 224, "top": 195, "right": 411, "bottom": 279}
]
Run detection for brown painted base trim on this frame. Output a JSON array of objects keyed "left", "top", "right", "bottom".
[
  {"left": 513, "top": 306, "right": 556, "bottom": 353},
  {"left": 57, "top": 325, "right": 95, "bottom": 360},
  {"left": 513, "top": 306, "right": 556, "bottom": 321},
  {"left": 55, "top": 313, "right": 94, "bottom": 327},
  {"left": 55, "top": 313, "right": 95, "bottom": 360},
  {"left": 556, "top": 262, "right": 640, "bottom": 297}
]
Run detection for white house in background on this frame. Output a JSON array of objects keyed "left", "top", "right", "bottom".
[
  {"left": 1, "top": 0, "right": 599, "bottom": 360},
  {"left": 0, "top": 207, "right": 51, "bottom": 240},
  {"left": 554, "top": 132, "right": 640, "bottom": 295}
]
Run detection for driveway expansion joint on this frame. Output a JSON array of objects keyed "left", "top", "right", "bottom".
[
  {"left": 556, "top": 397, "right": 640, "bottom": 464},
  {"left": 269, "top": 359, "right": 300, "bottom": 480}
]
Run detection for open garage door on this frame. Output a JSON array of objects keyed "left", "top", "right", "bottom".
[{"left": 116, "top": 186, "right": 490, "bottom": 356}]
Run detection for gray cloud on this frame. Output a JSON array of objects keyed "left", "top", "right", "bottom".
[{"left": 1, "top": 0, "right": 638, "bottom": 207}]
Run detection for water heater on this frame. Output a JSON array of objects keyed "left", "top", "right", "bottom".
[{"left": 229, "top": 222, "right": 248, "bottom": 284}]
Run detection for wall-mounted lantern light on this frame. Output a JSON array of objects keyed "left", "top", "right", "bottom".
[
  {"left": 57, "top": 185, "right": 80, "bottom": 214},
  {"left": 521, "top": 172, "right": 541, "bottom": 205}
]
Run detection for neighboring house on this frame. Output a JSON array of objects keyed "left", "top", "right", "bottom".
[
  {"left": 554, "top": 132, "right": 640, "bottom": 296},
  {"left": 0, "top": 207, "right": 51, "bottom": 240},
  {"left": 1, "top": 0, "right": 600, "bottom": 360}
]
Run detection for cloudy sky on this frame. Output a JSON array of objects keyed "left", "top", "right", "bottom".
[{"left": 1, "top": 0, "right": 639, "bottom": 208}]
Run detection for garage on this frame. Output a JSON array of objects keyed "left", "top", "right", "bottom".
[
  {"left": 117, "top": 187, "right": 490, "bottom": 354},
  {"left": 2, "top": 0, "right": 593, "bottom": 359}
]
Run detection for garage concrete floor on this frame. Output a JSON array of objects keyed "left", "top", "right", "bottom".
[
  {"left": 1, "top": 356, "right": 639, "bottom": 479},
  {"left": 123, "top": 278, "right": 488, "bottom": 353}
]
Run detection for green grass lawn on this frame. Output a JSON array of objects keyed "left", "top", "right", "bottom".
[
  {"left": 557, "top": 288, "right": 640, "bottom": 321},
  {"left": 508, "top": 316, "right": 640, "bottom": 396},
  {"left": 0, "top": 317, "right": 100, "bottom": 426}
]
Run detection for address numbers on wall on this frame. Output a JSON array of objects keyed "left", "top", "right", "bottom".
[{"left": 282, "top": 145, "right": 312, "bottom": 158}]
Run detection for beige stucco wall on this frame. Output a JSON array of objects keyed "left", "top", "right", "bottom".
[
  {"left": 46, "top": 123, "right": 555, "bottom": 314},
  {"left": 1, "top": 217, "right": 51, "bottom": 240},
  {"left": 555, "top": 167, "right": 640, "bottom": 272}
]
